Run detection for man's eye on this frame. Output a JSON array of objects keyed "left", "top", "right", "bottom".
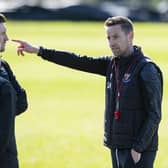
[{"left": 113, "top": 36, "right": 118, "bottom": 39}]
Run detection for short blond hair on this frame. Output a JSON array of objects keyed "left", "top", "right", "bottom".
[{"left": 105, "top": 16, "right": 133, "bottom": 34}]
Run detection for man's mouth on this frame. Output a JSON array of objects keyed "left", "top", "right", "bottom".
[{"left": 112, "top": 48, "right": 119, "bottom": 52}]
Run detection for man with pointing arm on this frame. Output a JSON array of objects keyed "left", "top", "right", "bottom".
[{"left": 13, "top": 16, "right": 162, "bottom": 168}]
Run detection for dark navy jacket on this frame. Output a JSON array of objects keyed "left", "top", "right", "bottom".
[
  {"left": 0, "top": 60, "right": 28, "bottom": 168},
  {"left": 38, "top": 46, "right": 163, "bottom": 153}
]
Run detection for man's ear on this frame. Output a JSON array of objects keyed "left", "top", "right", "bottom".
[{"left": 128, "top": 31, "right": 134, "bottom": 41}]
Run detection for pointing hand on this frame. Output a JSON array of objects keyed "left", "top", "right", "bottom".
[{"left": 12, "top": 39, "right": 39, "bottom": 56}]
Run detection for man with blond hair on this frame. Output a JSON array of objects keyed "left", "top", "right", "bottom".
[{"left": 13, "top": 16, "right": 162, "bottom": 168}]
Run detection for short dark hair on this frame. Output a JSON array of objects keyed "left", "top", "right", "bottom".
[
  {"left": 104, "top": 16, "right": 133, "bottom": 34},
  {"left": 0, "top": 13, "right": 7, "bottom": 23}
]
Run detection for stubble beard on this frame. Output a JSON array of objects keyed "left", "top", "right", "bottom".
[
  {"left": 112, "top": 48, "right": 122, "bottom": 57},
  {"left": 0, "top": 43, "right": 5, "bottom": 52}
]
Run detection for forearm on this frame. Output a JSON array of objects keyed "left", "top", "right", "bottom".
[
  {"left": 37, "top": 47, "right": 108, "bottom": 75},
  {"left": 132, "top": 118, "right": 160, "bottom": 152}
]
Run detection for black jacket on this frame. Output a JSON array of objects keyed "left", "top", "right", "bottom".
[
  {"left": 1, "top": 60, "right": 28, "bottom": 115},
  {"left": 0, "top": 60, "right": 28, "bottom": 168},
  {"left": 38, "top": 46, "right": 163, "bottom": 153}
]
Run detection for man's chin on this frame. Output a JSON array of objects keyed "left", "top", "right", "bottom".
[
  {"left": 0, "top": 48, "right": 5, "bottom": 52},
  {"left": 112, "top": 52, "right": 121, "bottom": 57},
  {"left": 111, "top": 50, "right": 121, "bottom": 57}
]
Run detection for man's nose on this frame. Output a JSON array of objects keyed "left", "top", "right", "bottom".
[
  {"left": 109, "top": 40, "right": 116, "bottom": 48},
  {"left": 5, "top": 34, "right": 9, "bottom": 41}
]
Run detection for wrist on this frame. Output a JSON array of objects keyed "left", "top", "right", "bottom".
[
  {"left": 132, "top": 148, "right": 141, "bottom": 154},
  {"left": 32, "top": 46, "right": 39, "bottom": 54}
]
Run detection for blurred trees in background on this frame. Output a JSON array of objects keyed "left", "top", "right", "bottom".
[
  {"left": 83, "top": 0, "right": 163, "bottom": 9},
  {"left": 0, "top": 0, "right": 164, "bottom": 9},
  {"left": 1, "top": 0, "right": 167, "bottom": 21}
]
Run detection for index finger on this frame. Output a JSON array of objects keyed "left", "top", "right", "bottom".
[{"left": 12, "top": 39, "right": 25, "bottom": 44}]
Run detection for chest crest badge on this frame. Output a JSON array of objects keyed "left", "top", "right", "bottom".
[{"left": 122, "top": 73, "right": 131, "bottom": 83}]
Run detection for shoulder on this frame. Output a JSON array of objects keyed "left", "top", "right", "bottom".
[
  {"left": 0, "top": 77, "right": 12, "bottom": 93},
  {"left": 140, "top": 59, "right": 162, "bottom": 82},
  {"left": 1, "top": 59, "right": 8, "bottom": 65},
  {"left": 1, "top": 59, "right": 10, "bottom": 68},
  {"left": 94, "top": 55, "right": 112, "bottom": 65},
  {"left": 141, "top": 62, "right": 158, "bottom": 73},
  {"left": 1, "top": 60, "right": 14, "bottom": 77}
]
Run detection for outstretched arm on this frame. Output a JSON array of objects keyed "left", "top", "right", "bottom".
[{"left": 12, "top": 39, "right": 110, "bottom": 76}]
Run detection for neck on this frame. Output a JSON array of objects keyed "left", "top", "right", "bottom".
[{"left": 124, "top": 46, "right": 134, "bottom": 57}]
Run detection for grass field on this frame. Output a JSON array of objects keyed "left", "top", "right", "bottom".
[{"left": 3, "top": 21, "right": 168, "bottom": 168}]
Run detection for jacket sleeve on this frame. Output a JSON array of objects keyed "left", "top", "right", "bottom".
[
  {"left": 132, "top": 63, "right": 162, "bottom": 152},
  {"left": 2, "top": 61, "right": 28, "bottom": 115},
  {"left": 37, "top": 47, "right": 110, "bottom": 76},
  {"left": 0, "top": 81, "right": 15, "bottom": 154}
]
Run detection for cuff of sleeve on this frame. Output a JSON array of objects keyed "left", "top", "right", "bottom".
[
  {"left": 132, "top": 143, "right": 143, "bottom": 153},
  {"left": 37, "top": 46, "right": 44, "bottom": 56}
]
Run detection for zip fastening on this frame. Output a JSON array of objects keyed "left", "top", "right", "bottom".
[{"left": 116, "top": 148, "right": 120, "bottom": 168}]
